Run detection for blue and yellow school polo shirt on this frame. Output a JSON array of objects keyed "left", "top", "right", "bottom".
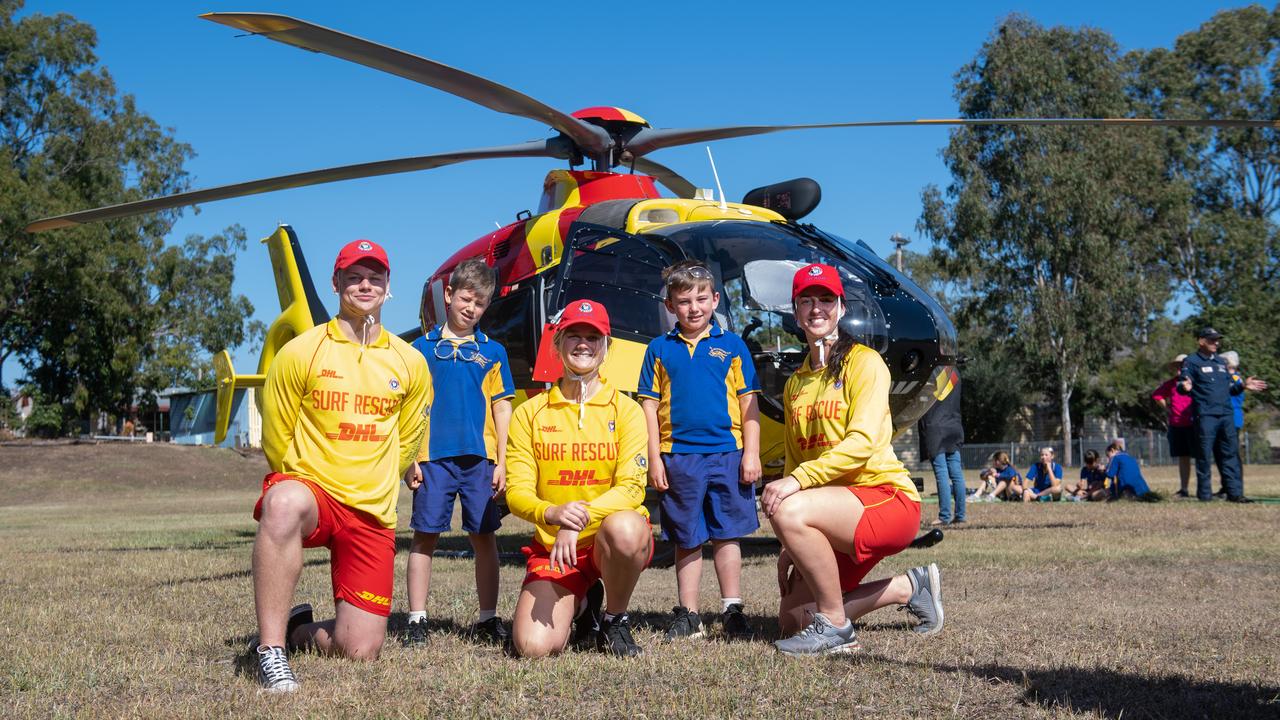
[
  {"left": 411, "top": 326, "right": 515, "bottom": 462},
  {"left": 636, "top": 323, "right": 760, "bottom": 454}
]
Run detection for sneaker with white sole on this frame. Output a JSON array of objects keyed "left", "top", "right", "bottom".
[
  {"left": 663, "top": 606, "right": 705, "bottom": 642},
  {"left": 773, "top": 612, "right": 860, "bottom": 656},
  {"left": 255, "top": 644, "right": 299, "bottom": 693},
  {"left": 902, "top": 563, "right": 944, "bottom": 635}
]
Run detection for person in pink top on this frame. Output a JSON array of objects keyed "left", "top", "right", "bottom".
[{"left": 1151, "top": 354, "right": 1194, "bottom": 497}]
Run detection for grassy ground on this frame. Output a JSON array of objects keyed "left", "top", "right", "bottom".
[{"left": 1, "top": 443, "right": 1276, "bottom": 718}]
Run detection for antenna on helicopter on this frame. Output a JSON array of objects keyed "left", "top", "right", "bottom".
[{"left": 705, "top": 147, "right": 727, "bottom": 211}]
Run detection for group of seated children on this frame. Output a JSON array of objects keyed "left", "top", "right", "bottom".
[{"left": 969, "top": 442, "right": 1155, "bottom": 502}]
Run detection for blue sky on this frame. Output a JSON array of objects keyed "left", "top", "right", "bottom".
[{"left": 17, "top": 0, "right": 1252, "bottom": 377}]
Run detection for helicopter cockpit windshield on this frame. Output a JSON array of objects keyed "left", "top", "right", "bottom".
[{"left": 639, "top": 220, "right": 950, "bottom": 433}]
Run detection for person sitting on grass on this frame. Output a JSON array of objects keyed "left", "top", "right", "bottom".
[
  {"left": 403, "top": 258, "right": 515, "bottom": 647},
  {"left": 505, "top": 300, "right": 653, "bottom": 658},
  {"left": 970, "top": 466, "right": 998, "bottom": 500},
  {"left": 1065, "top": 449, "right": 1108, "bottom": 501},
  {"left": 761, "top": 263, "right": 942, "bottom": 657},
  {"left": 637, "top": 260, "right": 762, "bottom": 643},
  {"left": 251, "top": 240, "right": 431, "bottom": 693},
  {"left": 1022, "top": 446, "right": 1063, "bottom": 503},
  {"left": 984, "top": 452, "right": 1023, "bottom": 502},
  {"left": 1104, "top": 441, "right": 1159, "bottom": 502}
]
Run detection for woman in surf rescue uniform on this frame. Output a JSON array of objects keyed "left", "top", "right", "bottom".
[
  {"left": 762, "top": 263, "right": 943, "bottom": 656},
  {"left": 505, "top": 300, "right": 653, "bottom": 658}
]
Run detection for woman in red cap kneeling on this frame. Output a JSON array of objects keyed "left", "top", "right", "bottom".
[
  {"left": 763, "top": 264, "right": 944, "bottom": 656},
  {"left": 505, "top": 300, "right": 653, "bottom": 657}
]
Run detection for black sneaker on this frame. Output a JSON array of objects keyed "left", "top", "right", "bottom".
[
  {"left": 1174, "top": 489, "right": 1190, "bottom": 498},
  {"left": 471, "top": 616, "right": 510, "bottom": 645},
  {"left": 285, "top": 603, "right": 313, "bottom": 653},
  {"left": 663, "top": 606, "right": 705, "bottom": 642},
  {"left": 403, "top": 617, "right": 429, "bottom": 647},
  {"left": 720, "top": 603, "right": 755, "bottom": 642},
  {"left": 571, "top": 580, "right": 604, "bottom": 650},
  {"left": 1214, "top": 489, "right": 1228, "bottom": 499},
  {"left": 1228, "top": 496, "right": 1255, "bottom": 504},
  {"left": 598, "top": 612, "right": 643, "bottom": 657}
]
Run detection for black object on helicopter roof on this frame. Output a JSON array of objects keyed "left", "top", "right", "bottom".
[{"left": 741, "top": 178, "right": 822, "bottom": 221}]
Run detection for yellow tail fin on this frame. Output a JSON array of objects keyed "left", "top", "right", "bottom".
[{"left": 214, "top": 225, "right": 329, "bottom": 444}]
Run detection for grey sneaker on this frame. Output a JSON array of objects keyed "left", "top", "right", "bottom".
[
  {"left": 773, "top": 613, "right": 860, "bottom": 656},
  {"left": 663, "top": 606, "right": 705, "bottom": 642},
  {"left": 255, "top": 644, "right": 299, "bottom": 693},
  {"left": 903, "top": 563, "right": 944, "bottom": 635}
]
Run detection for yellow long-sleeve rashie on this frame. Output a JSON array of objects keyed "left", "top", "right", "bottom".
[
  {"left": 505, "top": 378, "right": 649, "bottom": 550},
  {"left": 262, "top": 319, "right": 431, "bottom": 528},
  {"left": 784, "top": 344, "right": 919, "bottom": 501}
]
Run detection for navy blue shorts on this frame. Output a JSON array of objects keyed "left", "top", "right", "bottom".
[
  {"left": 659, "top": 450, "right": 759, "bottom": 549},
  {"left": 1167, "top": 425, "right": 1195, "bottom": 457},
  {"left": 410, "top": 456, "right": 501, "bottom": 534}
]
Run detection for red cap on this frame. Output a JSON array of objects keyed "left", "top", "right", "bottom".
[
  {"left": 334, "top": 239, "right": 389, "bottom": 273},
  {"left": 557, "top": 299, "right": 611, "bottom": 335},
  {"left": 792, "top": 263, "right": 843, "bottom": 299}
]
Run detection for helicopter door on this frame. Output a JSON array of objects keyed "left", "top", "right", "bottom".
[{"left": 532, "top": 222, "right": 682, "bottom": 383}]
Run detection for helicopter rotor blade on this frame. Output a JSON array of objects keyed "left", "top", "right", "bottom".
[
  {"left": 629, "top": 156, "right": 697, "bottom": 199},
  {"left": 201, "top": 12, "right": 613, "bottom": 157},
  {"left": 625, "top": 117, "right": 1280, "bottom": 157},
  {"left": 25, "top": 140, "right": 562, "bottom": 233}
]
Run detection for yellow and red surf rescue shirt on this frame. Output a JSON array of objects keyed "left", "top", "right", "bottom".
[
  {"left": 262, "top": 319, "right": 431, "bottom": 528},
  {"left": 505, "top": 377, "right": 649, "bottom": 550},
  {"left": 784, "top": 344, "right": 919, "bottom": 500}
]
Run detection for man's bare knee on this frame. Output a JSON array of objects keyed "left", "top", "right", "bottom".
[{"left": 513, "top": 634, "right": 560, "bottom": 659}]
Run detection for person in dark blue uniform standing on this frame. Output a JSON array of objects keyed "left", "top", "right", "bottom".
[{"left": 1177, "top": 328, "right": 1267, "bottom": 503}]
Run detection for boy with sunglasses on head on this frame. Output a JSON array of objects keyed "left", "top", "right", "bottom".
[
  {"left": 405, "top": 257, "right": 515, "bottom": 645},
  {"left": 638, "top": 260, "right": 763, "bottom": 642}
]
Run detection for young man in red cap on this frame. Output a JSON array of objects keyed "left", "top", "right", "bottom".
[{"left": 251, "top": 239, "right": 431, "bottom": 692}]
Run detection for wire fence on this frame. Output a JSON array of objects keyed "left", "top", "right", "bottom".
[{"left": 956, "top": 430, "right": 1272, "bottom": 470}]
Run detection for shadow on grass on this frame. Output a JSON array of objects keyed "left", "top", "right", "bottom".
[
  {"left": 860, "top": 655, "right": 1279, "bottom": 719},
  {"left": 225, "top": 612, "right": 486, "bottom": 679},
  {"left": 152, "top": 557, "right": 329, "bottom": 588},
  {"left": 964, "top": 522, "right": 1090, "bottom": 532}
]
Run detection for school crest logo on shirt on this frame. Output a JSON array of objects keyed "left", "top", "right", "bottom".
[
  {"left": 388, "top": 378, "right": 400, "bottom": 391},
  {"left": 471, "top": 353, "right": 491, "bottom": 368},
  {"left": 707, "top": 347, "right": 730, "bottom": 361}
]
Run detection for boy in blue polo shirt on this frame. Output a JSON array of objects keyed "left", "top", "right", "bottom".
[
  {"left": 1104, "top": 440, "right": 1156, "bottom": 500},
  {"left": 638, "top": 260, "right": 762, "bottom": 642},
  {"left": 405, "top": 258, "right": 515, "bottom": 645}
]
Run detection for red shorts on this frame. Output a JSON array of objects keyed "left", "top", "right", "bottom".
[
  {"left": 521, "top": 533, "right": 655, "bottom": 598},
  {"left": 253, "top": 473, "right": 396, "bottom": 617},
  {"left": 834, "top": 485, "right": 922, "bottom": 593}
]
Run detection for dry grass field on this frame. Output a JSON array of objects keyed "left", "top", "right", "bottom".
[{"left": 1, "top": 442, "right": 1276, "bottom": 718}]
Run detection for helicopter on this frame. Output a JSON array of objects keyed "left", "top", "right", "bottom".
[{"left": 26, "top": 12, "right": 1275, "bottom": 471}]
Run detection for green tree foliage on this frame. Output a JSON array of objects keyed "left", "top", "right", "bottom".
[
  {"left": 0, "top": 2, "right": 259, "bottom": 432},
  {"left": 920, "top": 16, "right": 1178, "bottom": 463},
  {"left": 1128, "top": 4, "right": 1280, "bottom": 403}
]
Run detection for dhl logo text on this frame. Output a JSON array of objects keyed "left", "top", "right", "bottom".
[
  {"left": 355, "top": 590, "right": 391, "bottom": 606},
  {"left": 325, "top": 422, "right": 388, "bottom": 442},
  {"left": 552, "top": 469, "right": 605, "bottom": 486}
]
